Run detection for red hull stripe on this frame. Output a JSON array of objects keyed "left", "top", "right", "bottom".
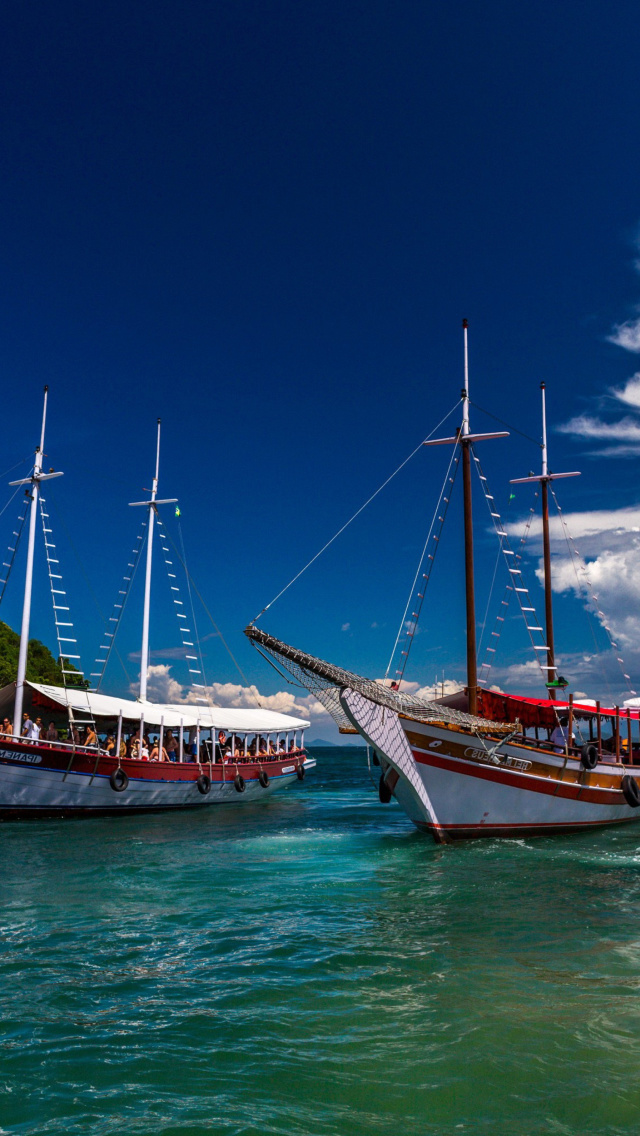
[
  {"left": 412, "top": 747, "right": 624, "bottom": 806},
  {"left": 416, "top": 817, "right": 638, "bottom": 839}
]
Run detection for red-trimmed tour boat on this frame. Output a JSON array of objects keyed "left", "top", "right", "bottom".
[
  {"left": 245, "top": 324, "right": 640, "bottom": 842},
  {"left": 0, "top": 394, "right": 314, "bottom": 819}
]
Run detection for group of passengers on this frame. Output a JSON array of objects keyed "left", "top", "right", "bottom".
[
  {"left": 0, "top": 713, "right": 303, "bottom": 764},
  {"left": 214, "top": 730, "right": 298, "bottom": 762}
]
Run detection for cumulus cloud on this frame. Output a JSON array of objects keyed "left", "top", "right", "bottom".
[
  {"left": 494, "top": 500, "right": 639, "bottom": 698},
  {"left": 136, "top": 664, "right": 184, "bottom": 703},
  {"left": 131, "top": 666, "right": 329, "bottom": 721},
  {"left": 397, "top": 677, "right": 464, "bottom": 699}
]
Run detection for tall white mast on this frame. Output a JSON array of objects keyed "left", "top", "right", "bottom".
[
  {"left": 129, "top": 420, "right": 177, "bottom": 702},
  {"left": 11, "top": 387, "right": 64, "bottom": 731}
]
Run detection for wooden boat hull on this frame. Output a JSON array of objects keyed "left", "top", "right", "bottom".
[
  {"left": 339, "top": 688, "right": 640, "bottom": 841},
  {"left": 0, "top": 740, "right": 315, "bottom": 819},
  {"left": 397, "top": 720, "right": 638, "bottom": 838}
]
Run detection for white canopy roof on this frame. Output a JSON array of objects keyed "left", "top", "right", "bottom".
[{"left": 19, "top": 681, "right": 309, "bottom": 732}]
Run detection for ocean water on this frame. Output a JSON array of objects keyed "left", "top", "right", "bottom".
[{"left": 2, "top": 749, "right": 640, "bottom": 1136}]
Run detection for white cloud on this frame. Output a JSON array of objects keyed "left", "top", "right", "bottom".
[
  {"left": 511, "top": 504, "right": 640, "bottom": 542},
  {"left": 397, "top": 677, "right": 464, "bottom": 699},
  {"left": 341, "top": 622, "right": 350, "bottom": 632},
  {"left": 131, "top": 666, "right": 329, "bottom": 721},
  {"left": 558, "top": 415, "right": 640, "bottom": 442},
  {"left": 134, "top": 664, "right": 184, "bottom": 703},
  {"left": 609, "top": 316, "right": 640, "bottom": 353},
  {"left": 503, "top": 503, "right": 640, "bottom": 695}
]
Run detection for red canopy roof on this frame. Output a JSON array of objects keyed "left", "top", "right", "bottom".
[{"left": 477, "top": 688, "right": 640, "bottom": 729}]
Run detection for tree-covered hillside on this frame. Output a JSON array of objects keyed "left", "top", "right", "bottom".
[{"left": 0, "top": 621, "right": 85, "bottom": 688}]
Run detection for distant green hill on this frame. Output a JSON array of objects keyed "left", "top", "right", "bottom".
[{"left": 0, "top": 620, "right": 85, "bottom": 688}]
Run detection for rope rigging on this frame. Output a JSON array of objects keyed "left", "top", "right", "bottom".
[
  {"left": 89, "top": 522, "right": 147, "bottom": 690},
  {"left": 155, "top": 513, "right": 209, "bottom": 704},
  {"left": 251, "top": 398, "right": 463, "bottom": 624},
  {"left": 477, "top": 490, "right": 539, "bottom": 685},
  {"left": 384, "top": 441, "right": 460, "bottom": 689},
  {"left": 472, "top": 449, "right": 554, "bottom": 692},
  {"left": 0, "top": 493, "right": 29, "bottom": 609},
  {"left": 158, "top": 520, "right": 263, "bottom": 708},
  {"left": 38, "top": 494, "right": 97, "bottom": 740}
]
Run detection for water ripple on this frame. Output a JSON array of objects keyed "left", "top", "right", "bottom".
[{"left": 3, "top": 749, "right": 640, "bottom": 1134}]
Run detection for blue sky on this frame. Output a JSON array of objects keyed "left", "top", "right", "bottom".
[{"left": 1, "top": 0, "right": 640, "bottom": 737}]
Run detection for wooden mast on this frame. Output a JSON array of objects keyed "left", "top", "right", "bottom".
[
  {"left": 510, "top": 382, "right": 580, "bottom": 698},
  {"left": 461, "top": 320, "right": 478, "bottom": 714},
  {"left": 423, "top": 321, "right": 508, "bottom": 716}
]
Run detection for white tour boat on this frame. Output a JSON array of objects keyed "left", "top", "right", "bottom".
[{"left": 0, "top": 391, "right": 314, "bottom": 819}]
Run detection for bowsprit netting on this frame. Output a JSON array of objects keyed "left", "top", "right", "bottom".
[{"left": 245, "top": 625, "right": 509, "bottom": 734}]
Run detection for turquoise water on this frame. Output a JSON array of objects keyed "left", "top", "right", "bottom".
[{"left": 2, "top": 749, "right": 640, "bottom": 1135}]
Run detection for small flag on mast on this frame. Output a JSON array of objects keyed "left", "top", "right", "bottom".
[{"left": 175, "top": 506, "right": 181, "bottom": 517}]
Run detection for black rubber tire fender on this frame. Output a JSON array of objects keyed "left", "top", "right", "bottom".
[
  {"left": 196, "top": 774, "right": 211, "bottom": 795},
  {"left": 234, "top": 773, "right": 246, "bottom": 793},
  {"left": 622, "top": 774, "right": 640, "bottom": 808},
  {"left": 379, "top": 772, "right": 392, "bottom": 804},
  {"left": 109, "top": 768, "right": 129, "bottom": 793},
  {"left": 296, "top": 763, "right": 305, "bottom": 781},
  {"left": 258, "top": 770, "right": 269, "bottom": 788},
  {"left": 580, "top": 743, "right": 599, "bottom": 771}
]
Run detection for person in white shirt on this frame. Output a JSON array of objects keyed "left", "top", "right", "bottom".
[{"left": 550, "top": 716, "right": 575, "bottom": 753}]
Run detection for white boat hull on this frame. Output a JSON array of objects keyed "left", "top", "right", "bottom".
[
  {"left": 340, "top": 689, "right": 640, "bottom": 840},
  {"left": 0, "top": 742, "right": 315, "bottom": 819}
]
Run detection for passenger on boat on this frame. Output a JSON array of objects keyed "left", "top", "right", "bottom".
[
  {"left": 84, "top": 725, "right": 98, "bottom": 748},
  {"left": 164, "top": 729, "right": 178, "bottom": 761},
  {"left": 21, "top": 713, "right": 38, "bottom": 740},
  {"left": 104, "top": 734, "right": 116, "bottom": 755},
  {"left": 258, "top": 737, "right": 268, "bottom": 755},
  {"left": 278, "top": 739, "right": 286, "bottom": 752},
  {"left": 550, "top": 717, "right": 575, "bottom": 754},
  {"left": 0, "top": 717, "right": 13, "bottom": 739},
  {"left": 45, "top": 721, "right": 58, "bottom": 742},
  {"left": 188, "top": 725, "right": 198, "bottom": 759},
  {"left": 288, "top": 739, "right": 296, "bottom": 752},
  {"left": 150, "top": 739, "right": 168, "bottom": 762},
  {"left": 215, "top": 730, "right": 229, "bottom": 761}
]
